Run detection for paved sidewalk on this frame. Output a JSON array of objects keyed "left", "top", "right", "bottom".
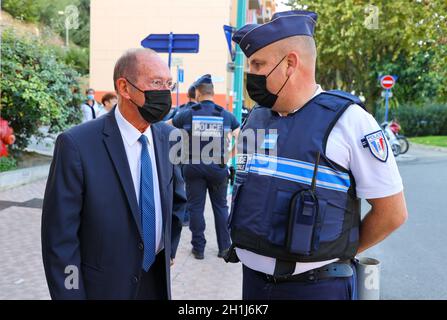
[
  {"left": 0, "top": 178, "right": 242, "bottom": 300},
  {"left": 2, "top": 144, "right": 447, "bottom": 299}
]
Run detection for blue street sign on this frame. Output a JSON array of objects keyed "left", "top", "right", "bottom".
[
  {"left": 223, "top": 25, "right": 236, "bottom": 62},
  {"left": 178, "top": 68, "right": 184, "bottom": 83},
  {"left": 141, "top": 33, "right": 200, "bottom": 68}
]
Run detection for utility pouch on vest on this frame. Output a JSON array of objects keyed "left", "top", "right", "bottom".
[
  {"left": 286, "top": 152, "right": 321, "bottom": 256},
  {"left": 287, "top": 189, "right": 319, "bottom": 255}
]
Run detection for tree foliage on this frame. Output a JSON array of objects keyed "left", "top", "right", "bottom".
[
  {"left": 287, "top": 0, "right": 447, "bottom": 110},
  {"left": 0, "top": 29, "right": 83, "bottom": 152},
  {"left": 2, "top": 0, "right": 90, "bottom": 48}
]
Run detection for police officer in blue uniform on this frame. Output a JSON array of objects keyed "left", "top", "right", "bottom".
[
  {"left": 171, "top": 74, "right": 240, "bottom": 259},
  {"left": 226, "top": 10, "right": 408, "bottom": 300},
  {"left": 165, "top": 85, "right": 197, "bottom": 121}
]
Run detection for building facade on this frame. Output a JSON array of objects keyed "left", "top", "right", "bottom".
[{"left": 90, "top": 0, "right": 276, "bottom": 109}]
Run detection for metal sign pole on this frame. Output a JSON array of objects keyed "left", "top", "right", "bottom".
[
  {"left": 233, "top": 0, "right": 247, "bottom": 125},
  {"left": 228, "top": 0, "right": 247, "bottom": 194},
  {"left": 176, "top": 66, "right": 180, "bottom": 107},
  {"left": 384, "top": 89, "right": 390, "bottom": 123},
  {"left": 168, "top": 32, "right": 174, "bottom": 69}
]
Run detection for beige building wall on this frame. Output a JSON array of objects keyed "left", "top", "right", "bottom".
[{"left": 90, "top": 0, "right": 232, "bottom": 107}]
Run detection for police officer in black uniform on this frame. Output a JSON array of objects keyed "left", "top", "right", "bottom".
[
  {"left": 226, "top": 10, "right": 408, "bottom": 300},
  {"left": 171, "top": 74, "right": 240, "bottom": 259}
]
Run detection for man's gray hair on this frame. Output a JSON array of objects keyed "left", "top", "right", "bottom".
[{"left": 113, "top": 48, "right": 156, "bottom": 91}]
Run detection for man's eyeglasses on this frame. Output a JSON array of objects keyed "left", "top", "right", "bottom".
[{"left": 150, "top": 79, "right": 177, "bottom": 91}]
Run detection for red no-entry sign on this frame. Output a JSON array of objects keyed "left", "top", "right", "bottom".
[{"left": 380, "top": 75, "right": 395, "bottom": 89}]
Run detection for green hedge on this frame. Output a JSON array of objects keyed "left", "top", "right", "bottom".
[
  {"left": 1, "top": 0, "right": 44, "bottom": 23},
  {"left": 375, "top": 103, "right": 447, "bottom": 137},
  {"left": 1, "top": 28, "right": 83, "bottom": 152},
  {"left": 0, "top": 157, "right": 17, "bottom": 172}
]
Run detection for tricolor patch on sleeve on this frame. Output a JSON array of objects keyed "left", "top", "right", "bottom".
[
  {"left": 236, "top": 154, "right": 252, "bottom": 172},
  {"left": 361, "top": 130, "right": 389, "bottom": 162}
]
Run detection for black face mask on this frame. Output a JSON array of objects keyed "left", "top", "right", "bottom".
[
  {"left": 246, "top": 55, "right": 290, "bottom": 108},
  {"left": 126, "top": 78, "right": 172, "bottom": 124}
]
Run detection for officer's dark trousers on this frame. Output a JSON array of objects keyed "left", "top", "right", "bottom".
[
  {"left": 135, "top": 251, "right": 168, "bottom": 300},
  {"left": 242, "top": 265, "right": 356, "bottom": 300},
  {"left": 183, "top": 164, "right": 231, "bottom": 253}
]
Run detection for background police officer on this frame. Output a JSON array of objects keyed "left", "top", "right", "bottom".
[
  {"left": 169, "top": 74, "right": 240, "bottom": 259},
  {"left": 227, "top": 10, "right": 408, "bottom": 300},
  {"left": 165, "top": 84, "right": 197, "bottom": 121}
]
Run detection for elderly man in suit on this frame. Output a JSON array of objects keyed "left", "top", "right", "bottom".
[{"left": 42, "top": 48, "right": 186, "bottom": 300}]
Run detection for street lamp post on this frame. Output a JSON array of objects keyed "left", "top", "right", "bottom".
[
  {"left": 65, "top": 21, "right": 70, "bottom": 47},
  {"left": 58, "top": 11, "right": 69, "bottom": 47}
]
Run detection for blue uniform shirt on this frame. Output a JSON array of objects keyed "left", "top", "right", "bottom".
[{"left": 172, "top": 100, "right": 240, "bottom": 165}]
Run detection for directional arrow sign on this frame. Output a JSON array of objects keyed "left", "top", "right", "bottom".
[{"left": 141, "top": 33, "right": 199, "bottom": 68}]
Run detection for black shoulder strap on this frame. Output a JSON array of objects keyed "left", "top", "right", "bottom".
[
  {"left": 325, "top": 90, "right": 366, "bottom": 110},
  {"left": 319, "top": 91, "right": 361, "bottom": 155},
  {"left": 240, "top": 105, "right": 264, "bottom": 130},
  {"left": 191, "top": 102, "right": 201, "bottom": 111},
  {"left": 213, "top": 103, "right": 224, "bottom": 112}
]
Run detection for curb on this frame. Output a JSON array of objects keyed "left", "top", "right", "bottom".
[
  {"left": 0, "top": 164, "right": 50, "bottom": 191},
  {"left": 395, "top": 154, "right": 417, "bottom": 162},
  {"left": 410, "top": 142, "right": 447, "bottom": 153}
]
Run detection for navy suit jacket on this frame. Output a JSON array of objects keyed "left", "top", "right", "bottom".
[{"left": 41, "top": 107, "right": 186, "bottom": 299}]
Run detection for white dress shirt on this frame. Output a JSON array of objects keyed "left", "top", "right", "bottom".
[
  {"left": 115, "top": 106, "right": 163, "bottom": 253},
  {"left": 236, "top": 85, "right": 403, "bottom": 275}
]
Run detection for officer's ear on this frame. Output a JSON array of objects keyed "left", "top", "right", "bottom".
[
  {"left": 116, "top": 78, "right": 131, "bottom": 100},
  {"left": 286, "top": 51, "right": 299, "bottom": 77}
]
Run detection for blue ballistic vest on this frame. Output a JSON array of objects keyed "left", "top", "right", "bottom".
[
  {"left": 229, "top": 90, "right": 363, "bottom": 263},
  {"left": 181, "top": 101, "right": 232, "bottom": 165}
]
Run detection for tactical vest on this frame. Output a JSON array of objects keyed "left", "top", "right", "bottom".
[
  {"left": 229, "top": 90, "right": 363, "bottom": 263},
  {"left": 181, "top": 101, "right": 232, "bottom": 165}
]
